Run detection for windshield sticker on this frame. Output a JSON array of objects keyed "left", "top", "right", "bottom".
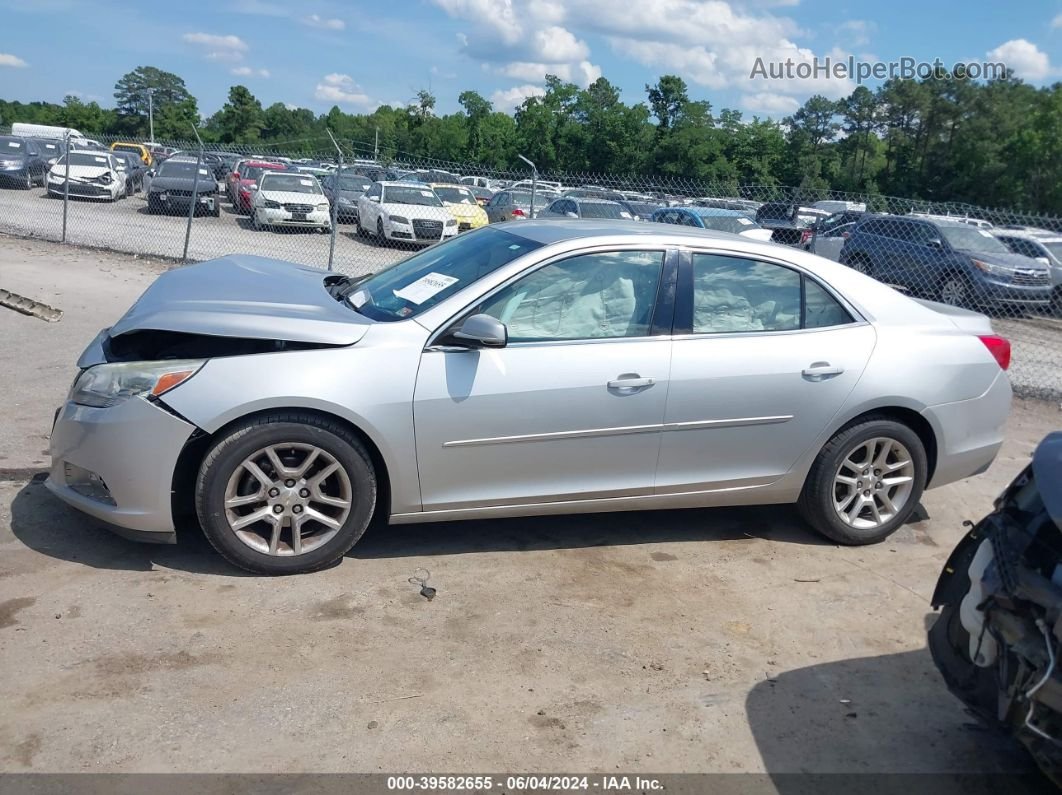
[
  {"left": 6, "top": 142, "right": 20, "bottom": 148},
  {"left": 420, "top": 190, "right": 434, "bottom": 198},
  {"left": 393, "top": 272, "right": 460, "bottom": 305},
  {"left": 737, "top": 218, "right": 752, "bottom": 225},
  {"left": 979, "top": 229, "right": 993, "bottom": 237},
  {"left": 299, "top": 179, "right": 313, "bottom": 186},
  {"left": 94, "top": 156, "right": 107, "bottom": 163}
]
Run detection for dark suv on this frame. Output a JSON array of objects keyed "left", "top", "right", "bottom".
[{"left": 838, "top": 215, "right": 1052, "bottom": 309}]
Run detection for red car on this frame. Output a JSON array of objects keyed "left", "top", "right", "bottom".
[{"left": 228, "top": 160, "right": 286, "bottom": 213}]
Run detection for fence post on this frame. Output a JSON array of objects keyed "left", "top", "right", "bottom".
[
  {"left": 182, "top": 124, "right": 205, "bottom": 264},
  {"left": 326, "top": 128, "right": 343, "bottom": 272},
  {"left": 518, "top": 154, "right": 538, "bottom": 218},
  {"left": 61, "top": 131, "right": 70, "bottom": 243}
]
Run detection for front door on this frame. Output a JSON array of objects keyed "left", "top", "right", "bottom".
[{"left": 413, "top": 248, "right": 675, "bottom": 512}]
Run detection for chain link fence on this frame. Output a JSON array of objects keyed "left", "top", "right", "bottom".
[{"left": 1, "top": 129, "right": 1060, "bottom": 399}]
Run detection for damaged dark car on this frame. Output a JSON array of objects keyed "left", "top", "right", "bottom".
[{"left": 930, "top": 432, "right": 1062, "bottom": 784}]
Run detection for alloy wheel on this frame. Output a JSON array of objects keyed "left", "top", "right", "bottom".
[
  {"left": 832, "top": 437, "right": 915, "bottom": 530},
  {"left": 940, "top": 277, "right": 967, "bottom": 306},
  {"left": 223, "top": 443, "right": 352, "bottom": 556}
]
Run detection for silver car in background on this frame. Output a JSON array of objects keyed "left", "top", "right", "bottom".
[{"left": 47, "top": 221, "right": 1013, "bottom": 574}]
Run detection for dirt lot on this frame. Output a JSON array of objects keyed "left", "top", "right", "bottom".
[{"left": 0, "top": 237, "right": 1059, "bottom": 780}]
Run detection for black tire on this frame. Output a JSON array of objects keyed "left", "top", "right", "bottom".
[
  {"left": 146, "top": 198, "right": 159, "bottom": 214},
  {"left": 377, "top": 217, "right": 386, "bottom": 244},
  {"left": 195, "top": 412, "right": 377, "bottom": 575},
  {"left": 211, "top": 199, "right": 221, "bottom": 218},
  {"left": 1051, "top": 286, "right": 1062, "bottom": 317},
  {"left": 23, "top": 170, "right": 32, "bottom": 190},
  {"left": 798, "top": 417, "right": 927, "bottom": 545},
  {"left": 847, "top": 254, "right": 872, "bottom": 275}
]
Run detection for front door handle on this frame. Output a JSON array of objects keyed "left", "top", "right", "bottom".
[
  {"left": 802, "top": 362, "right": 845, "bottom": 380},
  {"left": 607, "top": 375, "right": 655, "bottom": 391}
]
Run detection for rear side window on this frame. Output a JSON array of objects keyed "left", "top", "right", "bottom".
[{"left": 690, "top": 254, "right": 855, "bottom": 334}]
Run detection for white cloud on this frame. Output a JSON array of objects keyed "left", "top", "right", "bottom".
[
  {"left": 987, "top": 39, "right": 1052, "bottom": 81},
  {"left": 490, "top": 84, "right": 547, "bottom": 112},
  {"left": 183, "top": 32, "right": 249, "bottom": 62},
  {"left": 741, "top": 91, "right": 800, "bottom": 116},
  {"left": 835, "top": 20, "right": 872, "bottom": 48},
  {"left": 1053, "top": 13, "right": 1062, "bottom": 29},
  {"left": 230, "top": 66, "right": 270, "bottom": 77},
  {"left": 303, "top": 14, "right": 345, "bottom": 30},
  {"left": 433, "top": 0, "right": 852, "bottom": 99},
  {"left": 314, "top": 73, "right": 372, "bottom": 107},
  {"left": 0, "top": 53, "right": 27, "bottom": 68}
]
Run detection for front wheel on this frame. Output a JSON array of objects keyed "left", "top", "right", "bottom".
[
  {"left": 798, "top": 418, "right": 927, "bottom": 545},
  {"left": 938, "top": 274, "right": 971, "bottom": 307},
  {"left": 195, "top": 413, "right": 377, "bottom": 575}
]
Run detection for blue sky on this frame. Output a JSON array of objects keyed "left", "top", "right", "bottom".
[{"left": 1, "top": 0, "right": 1060, "bottom": 120}]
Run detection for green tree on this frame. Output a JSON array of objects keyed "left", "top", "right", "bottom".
[
  {"left": 113, "top": 66, "right": 197, "bottom": 137},
  {"left": 645, "top": 75, "right": 689, "bottom": 132},
  {"left": 214, "top": 85, "right": 264, "bottom": 143}
]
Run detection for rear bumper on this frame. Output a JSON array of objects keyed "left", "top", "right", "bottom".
[
  {"left": 46, "top": 396, "right": 195, "bottom": 540},
  {"left": 924, "top": 369, "right": 1012, "bottom": 489}
]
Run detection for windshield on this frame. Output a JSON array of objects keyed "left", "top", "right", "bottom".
[
  {"left": 113, "top": 144, "right": 141, "bottom": 155},
  {"left": 0, "top": 137, "right": 25, "bottom": 152},
  {"left": 262, "top": 173, "right": 322, "bottom": 194},
  {"left": 699, "top": 216, "right": 758, "bottom": 234},
  {"left": 337, "top": 176, "right": 371, "bottom": 191},
  {"left": 434, "top": 186, "right": 477, "bottom": 205},
  {"left": 1041, "top": 242, "right": 1062, "bottom": 261},
  {"left": 940, "top": 226, "right": 1009, "bottom": 253},
  {"left": 627, "top": 202, "right": 661, "bottom": 218},
  {"left": 382, "top": 185, "right": 443, "bottom": 207},
  {"left": 58, "top": 152, "right": 113, "bottom": 168},
  {"left": 159, "top": 161, "right": 212, "bottom": 178},
  {"left": 511, "top": 192, "right": 551, "bottom": 208},
  {"left": 581, "top": 202, "right": 628, "bottom": 219},
  {"left": 349, "top": 228, "right": 544, "bottom": 321}
]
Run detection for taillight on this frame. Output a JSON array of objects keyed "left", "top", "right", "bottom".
[
  {"left": 800, "top": 229, "right": 812, "bottom": 244},
  {"left": 512, "top": 208, "right": 525, "bottom": 217},
  {"left": 978, "top": 335, "right": 1011, "bottom": 370}
]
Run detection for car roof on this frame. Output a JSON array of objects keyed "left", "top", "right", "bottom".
[{"left": 507, "top": 219, "right": 751, "bottom": 245}]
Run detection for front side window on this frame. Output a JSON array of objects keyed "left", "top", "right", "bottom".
[{"left": 475, "top": 250, "right": 665, "bottom": 342}]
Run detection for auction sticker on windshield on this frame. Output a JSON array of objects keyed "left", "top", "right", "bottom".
[{"left": 394, "top": 272, "right": 459, "bottom": 304}]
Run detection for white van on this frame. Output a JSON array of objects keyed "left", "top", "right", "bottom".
[
  {"left": 811, "top": 200, "right": 867, "bottom": 214},
  {"left": 11, "top": 122, "right": 85, "bottom": 143}
]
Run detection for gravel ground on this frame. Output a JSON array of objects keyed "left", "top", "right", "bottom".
[
  {"left": 0, "top": 238, "right": 1060, "bottom": 784},
  {"left": 1, "top": 181, "right": 1058, "bottom": 398}
]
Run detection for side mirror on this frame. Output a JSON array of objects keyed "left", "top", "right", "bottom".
[
  {"left": 452, "top": 314, "right": 507, "bottom": 348},
  {"left": 926, "top": 238, "right": 943, "bottom": 249}
]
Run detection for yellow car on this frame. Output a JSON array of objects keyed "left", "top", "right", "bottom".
[
  {"left": 110, "top": 142, "right": 153, "bottom": 166},
  {"left": 429, "top": 183, "right": 489, "bottom": 231}
]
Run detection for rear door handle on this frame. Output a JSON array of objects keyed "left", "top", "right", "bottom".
[
  {"left": 607, "top": 376, "right": 655, "bottom": 390},
  {"left": 802, "top": 363, "right": 845, "bottom": 380}
]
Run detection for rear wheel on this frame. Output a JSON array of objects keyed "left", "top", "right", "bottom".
[
  {"left": 23, "top": 171, "right": 32, "bottom": 190},
  {"left": 798, "top": 418, "right": 927, "bottom": 545},
  {"left": 377, "top": 217, "right": 388, "bottom": 246},
  {"left": 848, "top": 254, "right": 871, "bottom": 275},
  {"left": 195, "top": 413, "right": 377, "bottom": 575}
]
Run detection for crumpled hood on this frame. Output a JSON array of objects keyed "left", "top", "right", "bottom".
[
  {"left": 107, "top": 254, "right": 372, "bottom": 345},
  {"left": 49, "top": 163, "right": 114, "bottom": 180}
]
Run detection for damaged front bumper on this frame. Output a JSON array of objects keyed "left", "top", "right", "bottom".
[{"left": 46, "top": 396, "right": 196, "bottom": 542}]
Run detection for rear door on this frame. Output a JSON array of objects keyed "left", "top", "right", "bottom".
[{"left": 655, "top": 249, "right": 876, "bottom": 496}]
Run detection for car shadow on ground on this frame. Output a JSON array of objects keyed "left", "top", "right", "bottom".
[
  {"left": 743, "top": 646, "right": 1054, "bottom": 794},
  {"left": 10, "top": 477, "right": 829, "bottom": 576}
]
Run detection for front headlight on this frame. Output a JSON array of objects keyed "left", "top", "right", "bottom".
[
  {"left": 69, "top": 360, "right": 204, "bottom": 408},
  {"left": 316, "top": 203, "right": 329, "bottom": 211},
  {"left": 445, "top": 218, "right": 457, "bottom": 227},
  {"left": 263, "top": 199, "right": 281, "bottom": 209},
  {"left": 388, "top": 214, "right": 410, "bottom": 225},
  {"left": 972, "top": 259, "right": 1009, "bottom": 276}
]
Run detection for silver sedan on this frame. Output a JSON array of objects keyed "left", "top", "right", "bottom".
[{"left": 47, "top": 220, "right": 1013, "bottom": 574}]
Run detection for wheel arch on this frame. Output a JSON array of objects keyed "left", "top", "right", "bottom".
[
  {"left": 826, "top": 404, "right": 938, "bottom": 485},
  {"left": 170, "top": 406, "right": 394, "bottom": 535}
]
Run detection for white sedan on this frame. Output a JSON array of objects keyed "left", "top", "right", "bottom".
[
  {"left": 47, "top": 150, "right": 125, "bottom": 202},
  {"left": 356, "top": 181, "right": 458, "bottom": 245},
  {"left": 251, "top": 172, "right": 331, "bottom": 232}
]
